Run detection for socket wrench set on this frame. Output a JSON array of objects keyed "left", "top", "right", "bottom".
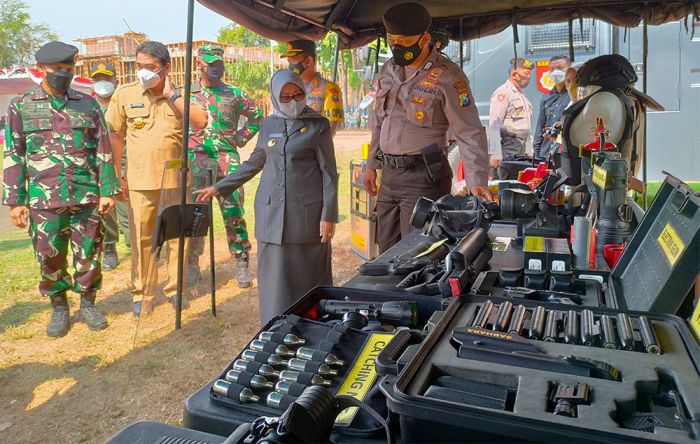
[
  {"left": 199, "top": 286, "right": 449, "bottom": 433},
  {"left": 380, "top": 295, "right": 700, "bottom": 443}
]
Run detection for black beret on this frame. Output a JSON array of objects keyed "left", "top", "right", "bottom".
[
  {"left": 576, "top": 54, "right": 637, "bottom": 89},
  {"left": 383, "top": 2, "right": 431, "bottom": 36},
  {"left": 281, "top": 40, "right": 316, "bottom": 58},
  {"left": 35, "top": 41, "right": 78, "bottom": 65},
  {"left": 510, "top": 57, "right": 534, "bottom": 70}
]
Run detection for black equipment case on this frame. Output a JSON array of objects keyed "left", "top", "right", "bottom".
[
  {"left": 379, "top": 173, "right": 700, "bottom": 442},
  {"left": 381, "top": 295, "right": 700, "bottom": 443},
  {"left": 183, "top": 286, "right": 449, "bottom": 437}
]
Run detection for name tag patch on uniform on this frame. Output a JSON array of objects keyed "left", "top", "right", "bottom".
[{"left": 129, "top": 103, "right": 145, "bottom": 108}]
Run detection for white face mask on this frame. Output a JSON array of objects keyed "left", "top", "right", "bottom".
[
  {"left": 137, "top": 68, "right": 161, "bottom": 89},
  {"left": 550, "top": 69, "right": 566, "bottom": 85},
  {"left": 278, "top": 99, "right": 306, "bottom": 118},
  {"left": 93, "top": 80, "right": 115, "bottom": 98}
]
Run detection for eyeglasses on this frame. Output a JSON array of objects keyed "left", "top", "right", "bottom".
[{"left": 279, "top": 93, "right": 305, "bottom": 103}]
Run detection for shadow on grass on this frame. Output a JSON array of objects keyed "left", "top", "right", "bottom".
[
  {"left": 0, "top": 294, "right": 257, "bottom": 443},
  {"left": 0, "top": 300, "right": 45, "bottom": 334},
  {"left": 0, "top": 237, "right": 32, "bottom": 252}
]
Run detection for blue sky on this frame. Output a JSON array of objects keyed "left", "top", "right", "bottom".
[{"left": 27, "top": 0, "right": 232, "bottom": 44}]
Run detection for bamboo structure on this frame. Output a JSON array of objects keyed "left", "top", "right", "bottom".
[{"left": 75, "top": 33, "right": 284, "bottom": 90}]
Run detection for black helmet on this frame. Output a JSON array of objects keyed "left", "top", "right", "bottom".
[{"left": 576, "top": 54, "right": 638, "bottom": 89}]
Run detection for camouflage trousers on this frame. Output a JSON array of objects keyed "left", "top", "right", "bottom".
[
  {"left": 191, "top": 175, "right": 251, "bottom": 258},
  {"left": 28, "top": 204, "right": 103, "bottom": 297}
]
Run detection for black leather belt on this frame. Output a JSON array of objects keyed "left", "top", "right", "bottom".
[{"left": 381, "top": 153, "right": 423, "bottom": 169}]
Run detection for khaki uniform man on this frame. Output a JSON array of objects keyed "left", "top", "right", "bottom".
[
  {"left": 363, "top": 2, "right": 492, "bottom": 253},
  {"left": 105, "top": 41, "right": 207, "bottom": 316},
  {"left": 283, "top": 39, "right": 344, "bottom": 136},
  {"left": 488, "top": 57, "right": 534, "bottom": 179}
]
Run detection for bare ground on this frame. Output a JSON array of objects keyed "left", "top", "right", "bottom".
[{"left": 0, "top": 130, "right": 370, "bottom": 443}]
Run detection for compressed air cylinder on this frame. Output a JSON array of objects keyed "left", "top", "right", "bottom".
[{"left": 573, "top": 217, "right": 592, "bottom": 269}]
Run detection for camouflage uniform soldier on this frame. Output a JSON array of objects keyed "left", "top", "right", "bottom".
[
  {"left": 2, "top": 41, "right": 120, "bottom": 337},
  {"left": 189, "top": 45, "right": 262, "bottom": 287}
]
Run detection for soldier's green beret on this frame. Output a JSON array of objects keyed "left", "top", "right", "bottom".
[
  {"left": 198, "top": 44, "right": 225, "bottom": 63},
  {"left": 35, "top": 41, "right": 78, "bottom": 65},
  {"left": 383, "top": 3, "right": 431, "bottom": 36}
]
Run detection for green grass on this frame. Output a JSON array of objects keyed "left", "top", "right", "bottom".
[{"left": 635, "top": 181, "right": 700, "bottom": 208}]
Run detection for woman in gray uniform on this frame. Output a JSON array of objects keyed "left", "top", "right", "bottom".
[{"left": 195, "top": 69, "right": 339, "bottom": 324}]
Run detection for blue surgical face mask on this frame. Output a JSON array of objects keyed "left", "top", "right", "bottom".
[{"left": 550, "top": 69, "right": 566, "bottom": 85}]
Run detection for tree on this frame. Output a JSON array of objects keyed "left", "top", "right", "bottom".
[
  {"left": 217, "top": 23, "right": 270, "bottom": 47},
  {"left": 0, "top": 0, "right": 57, "bottom": 66}
]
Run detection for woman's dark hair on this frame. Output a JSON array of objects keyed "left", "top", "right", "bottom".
[{"left": 136, "top": 41, "right": 171, "bottom": 66}]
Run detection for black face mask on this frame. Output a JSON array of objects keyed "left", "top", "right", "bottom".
[
  {"left": 203, "top": 65, "right": 224, "bottom": 81},
  {"left": 288, "top": 62, "right": 307, "bottom": 76},
  {"left": 391, "top": 36, "right": 423, "bottom": 67},
  {"left": 45, "top": 70, "right": 73, "bottom": 91},
  {"left": 514, "top": 73, "right": 531, "bottom": 88}
]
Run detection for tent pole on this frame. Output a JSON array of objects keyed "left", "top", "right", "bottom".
[
  {"left": 175, "top": 0, "right": 196, "bottom": 330},
  {"left": 332, "top": 32, "right": 341, "bottom": 83},
  {"left": 642, "top": 19, "right": 648, "bottom": 210},
  {"left": 459, "top": 17, "right": 464, "bottom": 68}
]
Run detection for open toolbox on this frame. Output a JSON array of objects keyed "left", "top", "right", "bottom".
[
  {"left": 380, "top": 294, "right": 700, "bottom": 443},
  {"left": 204, "top": 286, "right": 450, "bottom": 431},
  {"left": 471, "top": 173, "right": 699, "bottom": 312}
]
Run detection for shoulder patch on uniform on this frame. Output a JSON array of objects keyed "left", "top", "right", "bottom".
[
  {"left": 458, "top": 93, "right": 470, "bottom": 107},
  {"left": 427, "top": 67, "right": 445, "bottom": 81},
  {"left": 497, "top": 93, "right": 506, "bottom": 102},
  {"left": 453, "top": 81, "right": 468, "bottom": 93}
]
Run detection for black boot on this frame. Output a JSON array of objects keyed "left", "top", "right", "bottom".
[
  {"left": 47, "top": 293, "right": 70, "bottom": 338},
  {"left": 78, "top": 291, "right": 108, "bottom": 330},
  {"left": 235, "top": 253, "right": 252, "bottom": 288},
  {"left": 103, "top": 243, "right": 118, "bottom": 270}
]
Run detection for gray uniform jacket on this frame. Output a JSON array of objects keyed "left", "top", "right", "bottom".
[
  {"left": 488, "top": 80, "right": 533, "bottom": 160},
  {"left": 367, "top": 47, "right": 489, "bottom": 189},
  {"left": 215, "top": 112, "right": 339, "bottom": 245}
]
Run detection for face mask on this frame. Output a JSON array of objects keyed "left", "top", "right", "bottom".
[
  {"left": 278, "top": 98, "right": 306, "bottom": 118},
  {"left": 391, "top": 36, "right": 423, "bottom": 67},
  {"left": 203, "top": 65, "right": 224, "bottom": 81},
  {"left": 514, "top": 73, "right": 531, "bottom": 88},
  {"left": 137, "top": 68, "right": 161, "bottom": 89},
  {"left": 550, "top": 69, "right": 566, "bottom": 84},
  {"left": 93, "top": 80, "right": 115, "bottom": 98},
  {"left": 45, "top": 70, "right": 73, "bottom": 91},
  {"left": 288, "top": 62, "right": 307, "bottom": 76}
]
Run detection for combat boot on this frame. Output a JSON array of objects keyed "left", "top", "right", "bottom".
[
  {"left": 103, "top": 243, "right": 118, "bottom": 270},
  {"left": 47, "top": 293, "right": 70, "bottom": 338},
  {"left": 78, "top": 291, "right": 108, "bottom": 330},
  {"left": 235, "top": 253, "right": 253, "bottom": 288}
]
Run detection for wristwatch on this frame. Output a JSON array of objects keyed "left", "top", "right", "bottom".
[{"left": 168, "top": 91, "right": 182, "bottom": 103}]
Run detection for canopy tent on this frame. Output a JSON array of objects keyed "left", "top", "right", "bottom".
[{"left": 198, "top": 0, "right": 700, "bottom": 48}]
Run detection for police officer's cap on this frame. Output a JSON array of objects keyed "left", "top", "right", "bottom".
[
  {"left": 35, "top": 41, "right": 78, "bottom": 65},
  {"left": 510, "top": 57, "right": 534, "bottom": 70},
  {"left": 90, "top": 63, "right": 115, "bottom": 77},
  {"left": 576, "top": 54, "right": 637, "bottom": 89},
  {"left": 281, "top": 40, "right": 316, "bottom": 58},
  {"left": 383, "top": 3, "right": 431, "bottom": 36}
]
